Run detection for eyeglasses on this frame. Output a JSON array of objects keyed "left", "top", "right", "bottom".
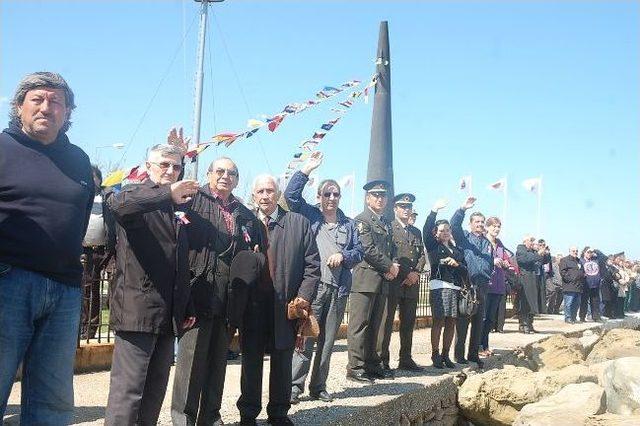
[
  {"left": 322, "top": 192, "right": 341, "bottom": 198},
  {"left": 212, "top": 168, "right": 238, "bottom": 178},
  {"left": 150, "top": 162, "right": 183, "bottom": 172}
]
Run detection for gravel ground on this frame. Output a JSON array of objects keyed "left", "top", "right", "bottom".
[{"left": 4, "top": 314, "right": 613, "bottom": 425}]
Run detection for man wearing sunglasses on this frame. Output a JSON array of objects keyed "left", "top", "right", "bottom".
[
  {"left": 285, "top": 151, "right": 364, "bottom": 404},
  {"left": 172, "top": 157, "right": 264, "bottom": 425},
  {"left": 105, "top": 144, "right": 199, "bottom": 425},
  {"left": 378, "top": 193, "right": 426, "bottom": 373}
]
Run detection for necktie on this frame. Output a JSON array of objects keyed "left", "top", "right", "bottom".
[{"left": 260, "top": 216, "right": 275, "bottom": 288}]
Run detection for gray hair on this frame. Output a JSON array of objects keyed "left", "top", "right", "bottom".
[
  {"left": 10, "top": 72, "right": 76, "bottom": 133},
  {"left": 208, "top": 156, "right": 239, "bottom": 177},
  {"left": 147, "top": 144, "right": 184, "bottom": 161},
  {"left": 252, "top": 174, "right": 279, "bottom": 194}
]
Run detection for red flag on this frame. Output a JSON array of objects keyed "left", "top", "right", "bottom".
[{"left": 267, "top": 115, "right": 285, "bottom": 132}]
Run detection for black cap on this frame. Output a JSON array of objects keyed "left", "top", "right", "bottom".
[
  {"left": 363, "top": 179, "right": 390, "bottom": 193},
  {"left": 393, "top": 193, "right": 415, "bottom": 205},
  {"left": 410, "top": 210, "right": 418, "bottom": 217}
]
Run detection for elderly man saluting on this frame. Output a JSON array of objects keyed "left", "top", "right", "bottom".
[
  {"left": 0, "top": 72, "right": 94, "bottom": 425},
  {"left": 105, "top": 144, "right": 199, "bottom": 425}
]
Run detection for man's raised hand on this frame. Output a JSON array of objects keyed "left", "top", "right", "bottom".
[
  {"left": 461, "top": 196, "right": 477, "bottom": 210},
  {"left": 170, "top": 180, "right": 199, "bottom": 204},
  {"left": 301, "top": 151, "right": 323, "bottom": 176},
  {"left": 432, "top": 198, "right": 448, "bottom": 212}
]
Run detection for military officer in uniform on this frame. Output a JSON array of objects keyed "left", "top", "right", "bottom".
[
  {"left": 378, "top": 194, "right": 427, "bottom": 372},
  {"left": 346, "top": 180, "right": 399, "bottom": 383}
]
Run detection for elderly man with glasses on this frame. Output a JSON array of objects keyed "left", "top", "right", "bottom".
[
  {"left": 105, "top": 144, "right": 199, "bottom": 425},
  {"left": 172, "top": 156, "right": 264, "bottom": 426},
  {"left": 284, "top": 151, "right": 364, "bottom": 404}
]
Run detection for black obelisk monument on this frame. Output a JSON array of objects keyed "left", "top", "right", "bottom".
[{"left": 366, "top": 21, "right": 394, "bottom": 218}]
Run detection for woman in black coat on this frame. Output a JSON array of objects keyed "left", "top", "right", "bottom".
[{"left": 423, "top": 199, "right": 469, "bottom": 369}]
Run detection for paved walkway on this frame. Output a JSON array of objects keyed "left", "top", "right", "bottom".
[{"left": 4, "top": 314, "right": 612, "bottom": 425}]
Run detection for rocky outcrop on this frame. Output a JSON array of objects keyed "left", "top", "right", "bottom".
[
  {"left": 586, "top": 328, "right": 640, "bottom": 364},
  {"left": 602, "top": 357, "right": 640, "bottom": 415},
  {"left": 458, "top": 366, "right": 538, "bottom": 425},
  {"left": 534, "top": 363, "right": 598, "bottom": 397},
  {"left": 525, "top": 333, "right": 585, "bottom": 371},
  {"left": 513, "top": 382, "right": 606, "bottom": 426},
  {"left": 579, "top": 329, "right": 601, "bottom": 353},
  {"left": 585, "top": 413, "right": 640, "bottom": 425}
]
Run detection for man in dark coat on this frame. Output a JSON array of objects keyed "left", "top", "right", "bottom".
[
  {"left": 236, "top": 174, "right": 320, "bottom": 426},
  {"left": 378, "top": 193, "right": 426, "bottom": 372},
  {"left": 516, "top": 236, "right": 550, "bottom": 332},
  {"left": 172, "top": 157, "right": 263, "bottom": 426},
  {"left": 559, "top": 247, "right": 585, "bottom": 323},
  {"left": 451, "top": 196, "right": 494, "bottom": 368},
  {"left": 346, "top": 180, "right": 399, "bottom": 382},
  {"left": 105, "top": 144, "right": 199, "bottom": 425}
]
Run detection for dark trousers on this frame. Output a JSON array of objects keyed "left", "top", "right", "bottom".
[
  {"left": 495, "top": 295, "right": 507, "bottom": 332},
  {"left": 377, "top": 289, "right": 418, "bottom": 366},
  {"left": 237, "top": 288, "right": 293, "bottom": 421},
  {"left": 481, "top": 293, "right": 504, "bottom": 350},
  {"left": 454, "top": 284, "right": 487, "bottom": 360},
  {"left": 346, "top": 290, "right": 386, "bottom": 373},
  {"left": 546, "top": 284, "right": 563, "bottom": 315},
  {"left": 80, "top": 246, "right": 108, "bottom": 339},
  {"left": 172, "top": 317, "right": 229, "bottom": 425},
  {"left": 105, "top": 331, "right": 175, "bottom": 426},
  {"left": 579, "top": 286, "right": 602, "bottom": 321},
  {"left": 291, "top": 283, "right": 347, "bottom": 394}
]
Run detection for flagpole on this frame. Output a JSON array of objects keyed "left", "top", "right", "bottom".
[
  {"left": 536, "top": 175, "right": 543, "bottom": 237},
  {"left": 350, "top": 170, "right": 355, "bottom": 217},
  {"left": 502, "top": 175, "right": 508, "bottom": 239}
]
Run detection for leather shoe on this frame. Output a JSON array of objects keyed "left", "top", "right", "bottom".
[
  {"left": 467, "top": 356, "right": 484, "bottom": 369},
  {"left": 310, "top": 390, "right": 334, "bottom": 402},
  {"left": 346, "top": 370, "right": 374, "bottom": 384},
  {"left": 431, "top": 353, "right": 444, "bottom": 369},
  {"left": 268, "top": 417, "right": 294, "bottom": 425},
  {"left": 239, "top": 417, "right": 258, "bottom": 426},
  {"left": 442, "top": 355, "right": 456, "bottom": 368},
  {"left": 398, "top": 359, "right": 424, "bottom": 372},
  {"left": 455, "top": 356, "right": 468, "bottom": 364},
  {"left": 382, "top": 367, "right": 395, "bottom": 379},
  {"left": 290, "top": 389, "right": 301, "bottom": 405}
]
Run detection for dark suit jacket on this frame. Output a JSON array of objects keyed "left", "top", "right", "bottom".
[
  {"left": 351, "top": 208, "right": 394, "bottom": 294},
  {"left": 258, "top": 206, "right": 320, "bottom": 350},
  {"left": 107, "top": 180, "right": 192, "bottom": 336}
]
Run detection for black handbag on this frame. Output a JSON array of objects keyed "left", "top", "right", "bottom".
[{"left": 458, "top": 271, "right": 479, "bottom": 317}]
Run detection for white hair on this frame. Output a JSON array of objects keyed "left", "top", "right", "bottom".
[
  {"left": 251, "top": 174, "right": 279, "bottom": 194},
  {"left": 147, "top": 144, "right": 184, "bottom": 162}
]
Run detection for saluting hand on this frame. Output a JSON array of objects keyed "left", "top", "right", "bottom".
[
  {"left": 170, "top": 179, "right": 199, "bottom": 204},
  {"left": 432, "top": 198, "right": 448, "bottom": 212},
  {"left": 461, "top": 196, "right": 477, "bottom": 211},
  {"left": 301, "top": 151, "right": 323, "bottom": 175}
]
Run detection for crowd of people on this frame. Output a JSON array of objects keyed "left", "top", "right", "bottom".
[{"left": 1, "top": 72, "right": 639, "bottom": 426}]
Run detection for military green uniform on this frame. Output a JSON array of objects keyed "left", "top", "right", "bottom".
[
  {"left": 378, "top": 218, "right": 426, "bottom": 367},
  {"left": 346, "top": 208, "right": 394, "bottom": 375}
]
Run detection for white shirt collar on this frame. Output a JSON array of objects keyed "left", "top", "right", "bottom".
[{"left": 258, "top": 208, "right": 279, "bottom": 223}]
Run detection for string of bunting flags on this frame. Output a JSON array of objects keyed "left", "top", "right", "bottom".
[{"left": 102, "top": 74, "right": 378, "bottom": 188}]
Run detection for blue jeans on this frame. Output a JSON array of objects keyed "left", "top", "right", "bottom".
[
  {"left": 0, "top": 266, "right": 81, "bottom": 425},
  {"left": 563, "top": 291, "right": 582, "bottom": 322}
]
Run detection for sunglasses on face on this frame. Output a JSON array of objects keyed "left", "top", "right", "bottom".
[
  {"left": 322, "top": 192, "right": 341, "bottom": 198},
  {"left": 150, "top": 162, "right": 183, "bottom": 172},
  {"left": 212, "top": 168, "right": 238, "bottom": 178}
]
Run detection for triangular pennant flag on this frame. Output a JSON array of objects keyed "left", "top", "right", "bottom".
[
  {"left": 244, "top": 128, "right": 259, "bottom": 139},
  {"left": 185, "top": 144, "right": 210, "bottom": 162},
  {"left": 339, "top": 100, "right": 353, "bottom": 108},
  {"left": 312, "top": 132, "right": 326, "bottom": 141},
  {"left": 247, "top": 118, "right": 265, "bottom": 128},
  {"left": 323, "top": 86, "right": 340, "bottom": 93},
  {"left": 267, "top": 115, "right": 285, "bottom": 132},
  {"left": 212, "top": 133, "right": 239, "bottom": 145}
]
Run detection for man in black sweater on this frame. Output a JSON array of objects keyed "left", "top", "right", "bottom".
[{"left": 0, "top": 72, "right": 94, "bottom": 425}]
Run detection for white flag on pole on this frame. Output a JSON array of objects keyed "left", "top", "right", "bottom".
[
  {"left": 488, "top": 178, "right": 506, "bottom": 191},
  {"left": 522, "top": 177, "right": 541, "bottom": 193},
  {"left": 338, "top": 173, "right": 355, "bottom": 189},
  {"left": 459, "top": 175, "right": 472, "bottom": 192}
]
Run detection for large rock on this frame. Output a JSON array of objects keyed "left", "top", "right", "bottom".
[
  {"left": 458, "top": 366, "right": 538, "bottom": 426},
  {"left": 586, "top": 413, "right": 640, "bottom": 425},
  {"left": 526, "top": 334, "right": 585, "bottom": 371},
  {"left": 586, "top": 328, "right": 640, "bottom": 364},
  {"left": 589, "top": 360, "right": 614, "bottom": 385},
  {"left": 602, "top": 357, "right": 640, "bottom": 415},
  {"left": 514, "top": 382, "right": 606, "bottom": 426},
  {"left": 534, "top": 364, "right": 598, "bottom": 397},
  {"left": 579, "top": 329, "right": 601, "bottom": 354}
]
